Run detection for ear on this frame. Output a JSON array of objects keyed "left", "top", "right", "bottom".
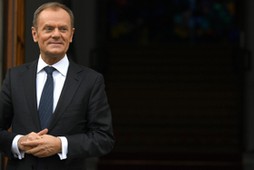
[
  {"left": 69, "top": 28, "right": 75, "bottom": 43},
  {"left": 31, "top": 27, "right": 38, "bottom": 42}
]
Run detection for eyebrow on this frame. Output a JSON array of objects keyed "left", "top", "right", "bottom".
[{"left": 43, "top": 23, "right": 69, "bottom": 27}]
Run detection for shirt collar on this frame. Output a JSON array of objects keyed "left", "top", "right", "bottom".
[{"left": 37, "top": 55, "right": 69, "bottom": 76}]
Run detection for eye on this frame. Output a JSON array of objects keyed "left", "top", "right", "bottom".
[
  {"left": 44, "top": 26, "right": 54, "bottom": 32},
  {"left": 59, "top": 27, "right": 68, "bottom": 32}
]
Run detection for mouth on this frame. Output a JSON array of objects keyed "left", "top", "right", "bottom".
[
  {"left": 48, "top": 42, "right": 64, "bottom": 48},
  {"left": 49, "top": 41, "right": 63, "bottom": 45}
]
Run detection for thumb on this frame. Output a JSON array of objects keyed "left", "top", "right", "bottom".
[{"left": 37, "top": 128, "right": 48, "bottom": 136}]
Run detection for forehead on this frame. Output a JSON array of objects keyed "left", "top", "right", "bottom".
[{"left": 37, "top": 8, "right": 71, "bottom": 26}]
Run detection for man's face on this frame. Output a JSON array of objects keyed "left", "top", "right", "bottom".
[{"left": 32, "top": 8, "right": 74, "bottom": 61}]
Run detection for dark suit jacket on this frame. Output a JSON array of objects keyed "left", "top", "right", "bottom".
[{"left": 0, "top": 60, "right": 115, "bottom": 170}]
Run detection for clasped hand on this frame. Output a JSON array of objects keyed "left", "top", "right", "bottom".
[{"left": 18, "top": 129, "right": 61, "bottom": 158}]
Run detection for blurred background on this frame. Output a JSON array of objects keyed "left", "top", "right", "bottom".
[{"left": 2, "top": 0, "right": 254, "bottom": 169}]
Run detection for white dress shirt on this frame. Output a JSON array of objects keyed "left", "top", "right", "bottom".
[{"left": 12, "top": 55, "right": 69, "bottom": 160}]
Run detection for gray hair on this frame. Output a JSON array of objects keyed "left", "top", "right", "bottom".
[{"left": 33, "top": 2, "right": 74, "bottom": 28}]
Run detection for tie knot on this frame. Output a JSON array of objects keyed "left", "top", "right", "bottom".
[{"left": 44, "top": 66, "right": 55, "bottom": 75}]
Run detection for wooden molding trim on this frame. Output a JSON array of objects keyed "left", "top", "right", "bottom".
[{"left": 4, "top": 0, "right": 25, "bottom": 72}]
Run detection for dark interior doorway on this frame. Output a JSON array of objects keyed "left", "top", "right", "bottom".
[{"left": 96, "top": 1, "right": 244, "bottom": 169}]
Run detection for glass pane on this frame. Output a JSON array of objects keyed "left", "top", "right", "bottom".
[{"left": 106, "top": 0, "right": 240, "bottom": 45}]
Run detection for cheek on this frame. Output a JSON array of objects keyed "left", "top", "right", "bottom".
[
  {"left": 68, "top": 33, "right": 74, "bottom": 42},
  {"left": 37, "top": 39, "right": 49, "bottom": 49},
  {"left": 38, "top": 36, "right": 50, "bottom": 44}
]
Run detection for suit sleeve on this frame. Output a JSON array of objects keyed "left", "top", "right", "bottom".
[
  {"left": 66, "top": 73, "right": 115, "bottom": 158},
  {"left": 0, "top": 69, "right": 17, "bottom": 158}
]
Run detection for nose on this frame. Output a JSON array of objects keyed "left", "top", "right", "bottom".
[{"left": 51, "top": 28, "right": 61, "bottom": 38}]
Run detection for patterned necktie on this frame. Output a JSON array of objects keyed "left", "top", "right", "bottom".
[{"left": 39, "top": 66, "right": 55, "bottom": 129}]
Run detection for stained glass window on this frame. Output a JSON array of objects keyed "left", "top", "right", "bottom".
[{"left": 106, "top": 0, "right": 240, "bottom": 44}]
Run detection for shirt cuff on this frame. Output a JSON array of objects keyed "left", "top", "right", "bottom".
[
  {"left": 11, "top": 135, "right": 25, "bottom": 159},
  {"left": 58, "top": 136, "right": 68, "bottom": 160}
]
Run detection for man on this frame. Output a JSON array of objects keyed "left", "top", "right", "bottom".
[{"left": 0, "top": 2, "right": 114, "bottom": 170}]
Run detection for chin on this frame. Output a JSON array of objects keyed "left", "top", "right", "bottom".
[{"left": 46, "top": 52, "right": 65, "bottom": 58}]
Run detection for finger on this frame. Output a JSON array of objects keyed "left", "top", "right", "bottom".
[
  {"left": 21, "top": 140, "right": 40, "bottom": 147},
  {"left": 33, "top": 151, "right": 48, "bottom": 158},
  {"left": 21, "top": 136, "right": 43, "bottom": 146},
  {"left": 21, "top": 145, "right": 34, "bottom": 152},
  {"left": 37, "top": 128, "right": 48, "bottom": 136},
  {"left": 26, "top": 145, "right": 48, "bottom": 158},
  {"left": 25, "top": 145, "right": 41, "bottom": 155}
]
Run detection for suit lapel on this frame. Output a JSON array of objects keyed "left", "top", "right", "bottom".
[
  {"left": 48, "top": 62, "right": 82, "bottom": 130},
  {"left": 22, "top": 61, "right": 41, "bottom": 131}
]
